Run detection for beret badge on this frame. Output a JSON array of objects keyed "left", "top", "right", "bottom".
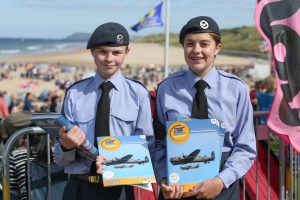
[
  {"left": 199, "top": 20, "right": 209, "bottom": 29},
  {"left": 116, "top": 34, "right": 124, "bottom": 44}
]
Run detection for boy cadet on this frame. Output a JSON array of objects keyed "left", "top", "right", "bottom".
[
  {"left": 154, "top": 16, "right": 256, "bottom": 199},
  {"left": 54, "top": 22, "right": 154, "bottom": 200}
]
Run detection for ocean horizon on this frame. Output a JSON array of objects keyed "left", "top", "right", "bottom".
[{"left": 0, "top": 38, "right": 86, "bottom": 58}]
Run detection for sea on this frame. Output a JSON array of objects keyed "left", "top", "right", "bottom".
[{"left": 0, "top": 38, "right": 86, "bottom": 58}]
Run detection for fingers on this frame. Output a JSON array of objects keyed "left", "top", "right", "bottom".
[
  {"left": 60, "top": 126, "right": 86, "bottom": 149},
  {"left": 72, "top": 127, "right": 86, "bottom": 146},
  {"left": 96, "top": 165, "right": 104, "bottom": 174},
  {"left": 59, "top": 126, "right": 67, "bottom": 137},
  {"left": 161, "top": 183, "right": 173, "bottom": 192},
  {"left": 70, "top": 126, "right": 85, "bottom": 146},
  {"left": 161, "top": 184, "right": 174, "bottom": 199},
  {"left": 173, "top": 185, "right": 183, "bottom": 199},
  {"left": 183, "top": 182, "right": 202, "bottom": 198},
  {"left": 96, "top": 155, "right": 107, "bottom": 175},
  {"left": 161, "top": 184, "right": 183, "bottom": 199}
]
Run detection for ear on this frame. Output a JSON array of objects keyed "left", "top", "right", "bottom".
[
  {"left": 214, "top": 43, "right": 222, "bottom": 56},
  {"left": 126, "top": 46, "right": 130, "bottom": 54}
]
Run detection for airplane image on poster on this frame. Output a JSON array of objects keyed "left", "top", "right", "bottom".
[
  {"left": 105, "top": 154, "right": 149, "bottom": 166},
  {"left": 170, "top": 149, "right": 215, "bottom": 165},
  {"left": 114, "top": 164, "right": 134, "bottom": 169},
  {"left": 180, "top": 164, "right": 199, "bottom": 170}
]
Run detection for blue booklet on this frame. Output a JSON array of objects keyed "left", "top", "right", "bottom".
[
  {"left": 166, "top": 118, "right": 225, "bottom": 192},
  {"left": 97, "top": 135, "right": 156, "bottom": 190},
  {"left": 31, "top": 112, "right": 98, "bottom": 161}
]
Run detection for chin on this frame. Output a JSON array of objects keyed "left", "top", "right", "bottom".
[
  {"left": 190, "top": 65, "right": 211, "bottom": 76},
  {"left": 191, "top": 65, "right": 206, "bottom": 71}
]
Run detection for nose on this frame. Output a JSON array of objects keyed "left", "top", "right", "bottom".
[
  {"left": 192, "top": 43, "right": 201, "bottom": 54},
  {"left": 105, "top": 52, "right": 113, "bottom": 62}
]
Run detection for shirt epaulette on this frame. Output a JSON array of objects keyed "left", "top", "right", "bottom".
[
  {"left": 66, "top": 77, "right": 93, "bottom": 92},
  {"left": 155, "top": 69, "right": 186, "bottom": 91},
  {"left": 218, "top": 70, "right": 245, "bottom": 84},
  {"left": 158, "top": 69, "right": 186, "bottom": 86},
  {"left": 167, "top": 69, "right": 186, "bottom": 79},
  {"left": 125, "top": 77, "right": 148, "bottom": 91},
  {"left": 62, "top": 77, "right": 93, "bottom": 117}
]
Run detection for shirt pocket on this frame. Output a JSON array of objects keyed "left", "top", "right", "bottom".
[
  {"left": 111, "top": 108, "right": 138, "bottom": 123},
  {"left": 73, "top": 111, "right": 94, "bottom": 125},
  {"left": 110, "top": 108, "right": 138, "bottom": 135}
]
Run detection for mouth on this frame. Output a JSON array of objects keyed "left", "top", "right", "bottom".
[
  {"left": 190, "top": 57, "right": 204, "bottom": 62},
  {"left": 104, "top": 64, "right": 116, "bottom": 68}
]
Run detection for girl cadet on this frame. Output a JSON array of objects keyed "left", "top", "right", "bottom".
[{"left": 154, "top": 16, "right": 256, "bottom": 199}]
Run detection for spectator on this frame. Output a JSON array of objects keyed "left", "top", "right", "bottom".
[
  {"left": 0, "top": 91, "right": 9, "bottom": 118},
  {"left": 256, "top": 75, "right": 276, "bottom": 124},
  {"left": 23, "top": 93, "right": 34, "bottom": 112}
]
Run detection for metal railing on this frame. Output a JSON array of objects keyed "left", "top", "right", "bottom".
[
  {"left": 250, "top": 111, "right": 300, "bottom": 200},
  {"left": 1, "top": 127, "right": 50, "bottom": 200}
]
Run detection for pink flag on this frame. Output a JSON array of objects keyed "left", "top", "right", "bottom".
[{"left": 254, "top": 0, "right": 300, "bottom": 151}]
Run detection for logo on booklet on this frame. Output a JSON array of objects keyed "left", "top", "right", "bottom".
[
  {"left": 168, "top": 122, "right": 190, "bottom": 144},
  {"left": 100, "top": 137, "right": 121, "bottom": 150}
]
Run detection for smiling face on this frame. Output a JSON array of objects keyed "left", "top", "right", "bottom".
[
  {"left": 91, "top": 45, "right": 129, "bottom": 79},
  {"left": 183, "top": 32, "right": 221, "bottom": 77}
]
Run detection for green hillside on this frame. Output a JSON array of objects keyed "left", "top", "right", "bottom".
[{"left": 133, "top": 26, "right": 264, "bottom": 52}]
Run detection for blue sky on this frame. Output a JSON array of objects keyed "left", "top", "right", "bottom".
[{"left": 0, "top": 0, "right": 255, "bottom": 39}]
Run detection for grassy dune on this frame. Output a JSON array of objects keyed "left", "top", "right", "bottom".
[{"left": 134, "top": 26, "right": 263, "bottom": 52}]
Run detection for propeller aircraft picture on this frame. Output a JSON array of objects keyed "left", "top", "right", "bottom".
[
  {"left": 170, "top": 149, "right": 215, "bottom": 165},
  {"left": 180, "top": 164, "right": 200, "bottom": 170},
  {"left": 105, "top": 154, "right": 149, "bottom": 166}
]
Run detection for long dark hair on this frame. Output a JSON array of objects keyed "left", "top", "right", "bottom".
[{"left": 29, "top": 134, "right": 54, "bottom": 163}]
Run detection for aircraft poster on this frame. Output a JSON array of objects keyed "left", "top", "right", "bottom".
[
  {"left": 97, "top": 135, "right": 156, "bottom": 189},
  {"left": 166, "top": 118, "right": 225, "bottom": 192}
]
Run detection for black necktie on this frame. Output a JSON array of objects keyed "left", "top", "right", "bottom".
[
  {"left": 90, "top": 81, "right": 113, "bottom": 180},
  {"left": 94, "top": 81, "right": 114, "bottom": 144},
  {"left": 192, "top": 80, "right": 208, "bottom": 119}
]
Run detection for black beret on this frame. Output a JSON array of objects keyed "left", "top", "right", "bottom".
[
  {"left": 179, "top": 16, "right": 220, "bottom": 45},
  {"left": 86, "top": 22, "right": 129, "bottom": 49}
]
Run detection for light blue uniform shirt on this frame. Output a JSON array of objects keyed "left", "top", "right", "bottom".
[
  {"left": 54, "top": 70, "right": 154, "bottom": 174},
  {"left": 154, "top": 67, "right": 256, "bottom": 188}
]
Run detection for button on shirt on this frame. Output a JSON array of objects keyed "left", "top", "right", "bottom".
[
  {"left": 154, "top": 67, "right": 256, "bottom": 188},
  {"left": 54, "top": 70, "right": 154, "bottom": 175}
]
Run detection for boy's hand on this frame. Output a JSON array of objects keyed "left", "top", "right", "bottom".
[
  {"left": 59, "top": 126, "right": 86, "bottom": 150},
  {"left": 96, "top": 155, "right": 107, "bottom": 174}
]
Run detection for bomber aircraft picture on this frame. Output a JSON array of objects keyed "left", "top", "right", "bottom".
[
  {"left": 105, "top": 154, "right": 149, "bottom": 166},
  {"left": 170, "top": 149, "right": 215, "bottom": 165},
  {"left": 114, "top": 164, "right": 134, "bottom": 169},
  {"left": 180, "top": 164, "right": 200, "bottom": 170}
]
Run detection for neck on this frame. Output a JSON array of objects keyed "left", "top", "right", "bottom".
[{"left": 191, "top": 65, "right": 213, "bottom": 78}]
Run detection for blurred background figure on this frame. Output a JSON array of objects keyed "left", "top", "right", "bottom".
[
  {"left": 256, "top": 75, "right": 276, "bottom": 124},
  {"left": 23, "top": 92, "right": 34, "bottom": 112}
]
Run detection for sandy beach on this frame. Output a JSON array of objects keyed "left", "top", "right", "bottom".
[
  {"left": 0, "top": 43, "right": 253, "bottom": 99},
  {"left": 0, "top": 43, "right": 251, "bottom": 67}
]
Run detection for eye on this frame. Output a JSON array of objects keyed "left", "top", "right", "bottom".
[
  {"left": 201, "top": 42, "right": 210, "bottom": 47},
  {"left": 185, "top": 42, "right": 194, "bottom": 47},
  {"left": 95, "top": 49, "right": 106, "bottom": 54},
  {"left": 112, "top": 51, "right": 124, "bottom": 55}
]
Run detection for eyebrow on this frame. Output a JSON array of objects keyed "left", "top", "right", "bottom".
[{"left": 185, "top": 39, "right": 211, "bottom": 43}]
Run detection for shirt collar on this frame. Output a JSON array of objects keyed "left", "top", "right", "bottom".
[
  {"left": 92, "top": 70, "right": 124, "bottom": 91},
  {"left": 186, "top": 67, "right": 218, "bottom": 89}
]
